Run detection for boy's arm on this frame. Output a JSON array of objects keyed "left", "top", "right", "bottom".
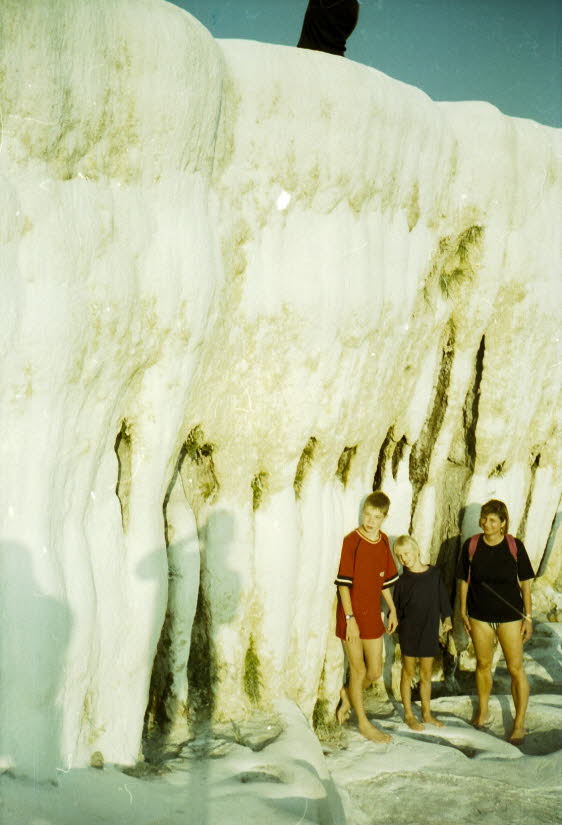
[
  {"left": 381, "top": 539, "right": 399, "bottom": 633},
  {"left": 381, "top": 588, "right": 398, "bottom": 633},
  {"left": 338, "top": 585, "right": 360, "bottom": 643}
]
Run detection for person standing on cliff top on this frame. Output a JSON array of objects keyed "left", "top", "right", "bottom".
[{"left": 297, "top": 0, "right": 360, "bottom": 57}]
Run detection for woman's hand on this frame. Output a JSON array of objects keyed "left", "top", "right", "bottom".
[
  {"left": 521, "top": 617, "right": 533, "bottom": 643},
  {"left": 385, "top": 609, "right": 398, "bottom": 634},
  {"left": 461, "top": 612, "right": 471, "bottom": 636},
  {"left": 346, "top": 616, "right": 360, "bottom": 644}
]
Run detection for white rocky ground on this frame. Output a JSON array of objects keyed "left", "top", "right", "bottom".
[{"left": 2, "top": 623, "right": 560, "bottom": 825}]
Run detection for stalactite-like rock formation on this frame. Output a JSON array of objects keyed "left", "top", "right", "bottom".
[{"left": 0, "top": 0, "right": 560, "bottom": 779}]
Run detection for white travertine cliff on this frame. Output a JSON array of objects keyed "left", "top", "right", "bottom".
[{"left": 0, "top": 0, "right": 560, "bottom": 779}]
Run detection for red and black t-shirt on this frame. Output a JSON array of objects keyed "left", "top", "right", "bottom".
[{"left": 335, "top": 529, "right": 398, "bottom": 639}]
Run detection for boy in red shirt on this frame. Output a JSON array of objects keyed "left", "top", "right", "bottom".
[{"left": 335, "top": 491, "right": 399, "bottom": 742}]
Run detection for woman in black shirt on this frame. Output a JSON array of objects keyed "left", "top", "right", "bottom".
[{"left": 457, "top": 500, "right": 534, "bottom": 745}]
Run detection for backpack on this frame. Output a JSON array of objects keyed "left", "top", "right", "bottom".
[{"left": 467, "top": 533, "right": 518, "bottom": 585}]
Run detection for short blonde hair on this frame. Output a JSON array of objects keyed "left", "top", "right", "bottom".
[{"left": 394, "top": 535, "right": 420, "bottom": 556}]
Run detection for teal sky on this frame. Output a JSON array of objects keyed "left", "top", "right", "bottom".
[{"left": 172, "top": 0, "right": 561, "bottom": 127}]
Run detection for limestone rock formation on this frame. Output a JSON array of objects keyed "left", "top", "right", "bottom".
[{"left": 0, "top": 0, "right": 560, "bottom": 780}]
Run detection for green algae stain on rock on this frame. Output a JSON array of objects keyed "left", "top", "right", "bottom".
[
  {"left": 294, "top": 436, "right": 318, "bottom": 499},
  {"left": 425, "top": 223, "right": 485, "bottom": 299},
  {"left": 406, "top": 182, "right": 420, "bottom": 232},
  {"left": 336, "top": 444, "right": 357, "bottom": 487},
  {"left": 182, "top": 426, "right": 220, "bottom": 506},
  {"left": 251, "top": 471, "right": 268, "bottom": 511},
  {"left": 243, "top": 634, "right": 263, "bottom": 705}
]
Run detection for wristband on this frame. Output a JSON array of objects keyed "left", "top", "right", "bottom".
[
  {"left": 524, "top": 614, "right": 532, "bottom": 621},
  {"left": 345, "top": 614, "right": 354, "bottom": 621}
]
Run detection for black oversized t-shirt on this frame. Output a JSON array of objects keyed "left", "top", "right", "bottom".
[
  {"left": 456, "top": 535, "right": 534, "bottom": 622},
  {"left": 394, "top": 566, "right": 452, "bottom": 657}
]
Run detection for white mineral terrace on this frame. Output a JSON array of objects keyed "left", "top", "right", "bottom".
[{"left": 0, "top": 0, "right": 560, "bottom": 792}]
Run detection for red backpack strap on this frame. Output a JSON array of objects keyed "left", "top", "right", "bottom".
[
  {"left": 467, "top": 534, "right": 480, "bottom": 585},
  {"left": 468, "top": 534, "right": 480, "bottom": 561},
  {"left": 505, "top": 534, "right": 518, "bottom": 563}
]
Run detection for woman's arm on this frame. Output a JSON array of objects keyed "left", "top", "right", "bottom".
[
  {"left": 520, "top": 579, "right": 533, "bottom": 642},
  {"left": 457, "top": 578, "right": 471, "bottom": 635}
]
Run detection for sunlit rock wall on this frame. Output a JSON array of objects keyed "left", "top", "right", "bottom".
[{"left": 0, "top": 0, "right": 560, "bottom": 779}]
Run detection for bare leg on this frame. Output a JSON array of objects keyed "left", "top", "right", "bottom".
[
  {"left": 400, "top": 656, "right": 424, "bottom": 730},
  {"left": 363, "top": 636, "right": 383, "bottom": 687},
  {"left": 343, "top": 638, "right": 391, "bottom": 743},
  {"left": 336, "top": 686, "right": 351, "bottom": 725},
  {"left": 497, "top": 620, "right": 529, "bottom": 743},
  {"left": 419, "top": 657, "right": 443, "bottom": 726},
  {"left": 469, "top": 618, "right": 496, "bottom": 726}
]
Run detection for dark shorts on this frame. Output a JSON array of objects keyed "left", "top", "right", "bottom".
[{"left": 470, "top": 617, "right": 520, "bottom": 633}]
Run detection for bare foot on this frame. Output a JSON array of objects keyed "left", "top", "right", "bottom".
[
  {"left": 405, "top": 715, "right": 425, "bottom": 731},
  {"left": 508, "top": 726, "right": 526, "bottom": 746},
  {"left": 422, "top": 714, "right": 444, "bottom": 728},
  {"left": 471, "top": 713, "right": 490, "bottom": 729},
  {"left": 358, "top": 720, "right": 392, "bottom": 744},
  {"left": 336, "top": 687, "right": 351, "bottom": 725}
]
